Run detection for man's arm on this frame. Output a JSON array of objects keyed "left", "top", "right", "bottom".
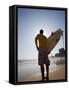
[{"left": 35, "top": 36, "right": 39, "bottom": 50}]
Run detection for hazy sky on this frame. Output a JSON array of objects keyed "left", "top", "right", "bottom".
[{"left": 18, "top": 8, "right": 65, "bottom": 60}]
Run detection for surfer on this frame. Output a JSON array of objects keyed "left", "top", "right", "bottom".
[{"left": 35, "top": 29, "right": 50, "bottom": 81}]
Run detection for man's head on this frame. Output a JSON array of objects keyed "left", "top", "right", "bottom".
[{"left": 40, "top": 29, "right": 44, "bottom": 34}]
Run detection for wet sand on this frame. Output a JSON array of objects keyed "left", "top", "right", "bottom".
[
  {"left": 18, "top": 64, "right": 65, "bottom": 82},
  {"left": 30, "top": 65, "right": 65, "bottom": 81}
]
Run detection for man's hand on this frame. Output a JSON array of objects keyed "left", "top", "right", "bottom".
[
  {"left": 36, "top": 47, "right": 39, "bottom": 51},
  {"left": 48, "top": 52, "right": 50, "bottom": 54}
]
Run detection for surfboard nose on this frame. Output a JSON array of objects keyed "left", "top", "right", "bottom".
[
  {"left": 58, "top": 28, "right": 63, "bottom": 35},
  {"left": 61, "top": 30, "right": 63, "bottom": 35}
]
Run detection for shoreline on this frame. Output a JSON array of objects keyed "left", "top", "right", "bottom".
[{"left": 18, "top": 64, "right": 65, "bottom": 82}]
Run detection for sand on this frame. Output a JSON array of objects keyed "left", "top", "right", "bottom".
[
  {"left": 18, "top": 64, "right": 65, "bottom": 82},
  {"left": 49, "top": 65, "right": 65, "bottom": 80},
  {"left": 31, "top": 65, "right": 65, "bottom": 81}
]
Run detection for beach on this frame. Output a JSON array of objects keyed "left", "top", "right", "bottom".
[
  {"left": 30, "top": 65, "right": 65, "bottom": 81},
  {"left": 18, "top": 57, "right": 65, "bottom": 82}
]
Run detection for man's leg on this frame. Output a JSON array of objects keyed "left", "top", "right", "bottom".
[
  {"left": 45, "top": 64, "right": 49, "bottom": 80},
  {"left": 40, "top": 64, "right": 44, "bottom": 81}
]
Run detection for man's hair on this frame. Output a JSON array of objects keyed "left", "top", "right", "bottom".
[{"left": 40, "top": 29, "right": 44, "bottom": 34}]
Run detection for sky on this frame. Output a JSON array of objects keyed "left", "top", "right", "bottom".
[{"left": 18, "top": 8, "right": 65, "bottom": 60}]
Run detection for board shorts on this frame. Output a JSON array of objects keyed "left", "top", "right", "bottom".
[{"left": 38, "top": 48, "right": 50, "bottom": 65}]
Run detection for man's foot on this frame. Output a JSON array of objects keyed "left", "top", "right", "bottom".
[
  {"left": 41, "top": 78, "right": 45, "bottom": 82},
  {"left": 41, "top": 79, "right": 44, "bottom": 82},
  {"left": 44, "top": 77, "right": 49, "bottom": 81},
  {"left": 47, "top": 78, "right": 49, "bottom": 81}
]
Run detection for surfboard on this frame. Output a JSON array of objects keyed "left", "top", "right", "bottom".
[{"left": 47, "top": 29, "right": 63, "bottom": 53}]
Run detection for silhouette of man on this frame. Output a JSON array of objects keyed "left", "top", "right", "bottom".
[{"left": 35, "top": 29, "right": 49, "bottom": 81}]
